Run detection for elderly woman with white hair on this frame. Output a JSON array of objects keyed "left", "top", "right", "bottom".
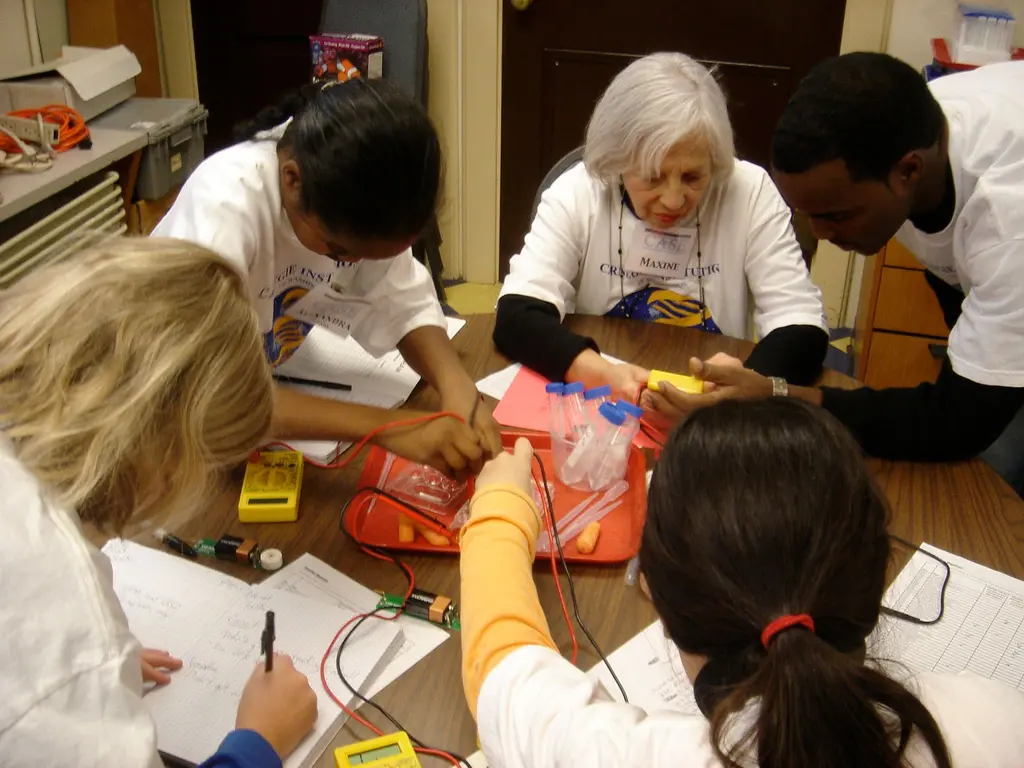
[{"left": 494, "top": 52, "right": 829, "bottom": 399}]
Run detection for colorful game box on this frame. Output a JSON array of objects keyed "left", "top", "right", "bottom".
[{"left": 310, "top": 33, "right": 384, "bottom": 85}]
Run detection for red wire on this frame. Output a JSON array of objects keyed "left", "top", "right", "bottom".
[
  {"left": 257, "top": 410, "right": 465, "bottom": 470},
  {"left": 312, "top": 444, "right": 580, "bottom": 763},
  {"left": 533, "top": 467, "right": 579, "bottom": 665}
]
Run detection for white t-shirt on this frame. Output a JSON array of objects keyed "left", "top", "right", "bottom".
[
  {"left": 478, "top": 645, "right": 1024, "bottom": 767},
  {"left": 0, "top": 435, "right": 161, "bottom": 767},
  {"left": 895, "top": 61, "right": 1024, "bottom": 388},
  {"left": 499, "top": 161, "right": 828, "bottom": 340},
  {"left": 153, "top": 124, "right": 445, "bottom": 366}
]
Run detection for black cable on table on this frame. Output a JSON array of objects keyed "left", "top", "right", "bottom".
[
  {"left": 533, "top": 454, "right": 629, "bottom": 703},
  {"left": 881, "top": 535, "right": 950, "bottom": 625},
  {"left": 336, "top": 493, "right": 472, "bottom": 768}
]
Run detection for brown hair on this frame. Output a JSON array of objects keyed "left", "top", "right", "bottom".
[
  {"left": 640, "top": 398, "right": 951, "bottom": 767},
  {"left": 0, "top": 237, "right": 273, "bottom": 532}
]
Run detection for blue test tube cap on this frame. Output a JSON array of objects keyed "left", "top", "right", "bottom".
[
  {"left": 598, "top": 401, "right": 626, "bottom": 426},
  {"left": 563, "top": 382, "right": 585, "bottom": 395},
  {"left": 545, "top": 382, "right": 565, "bottom": 394},
  {"left": 583, "top": 385, "right": 613, "bottom": 401},
  {"left": 615, "top": 400, "right": 643, "bottom": 419}
]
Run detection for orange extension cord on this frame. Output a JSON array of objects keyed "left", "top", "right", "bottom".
[{"left": 0, "top": 105, "right": 91, "bottom": 154}]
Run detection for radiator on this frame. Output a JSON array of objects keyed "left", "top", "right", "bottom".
[{"left": 0, "top": 172, "right": 127, "bottom": 289}]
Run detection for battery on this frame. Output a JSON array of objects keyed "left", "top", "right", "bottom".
[{"left": 376, "top": 589, "right": 460, "bottom": 630}]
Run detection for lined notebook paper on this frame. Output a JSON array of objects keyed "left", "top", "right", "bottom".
[{"left": 103, "top": 541, "right": 404, "bottom": 768}]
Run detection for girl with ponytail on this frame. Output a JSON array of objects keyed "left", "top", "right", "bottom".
[
  {"left": 459, "top": 398, "right": 1024, "bottom": 767},
  {"left": 154, "top": 80, "right": 501, "bottom": 478}
]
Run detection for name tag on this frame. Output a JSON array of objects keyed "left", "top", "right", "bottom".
[
  {"left": 623, "top": 225, "right": 698, "bottom": 279},
  {"left": 285, "top": 282, "right": 372, "bottom": 337}
]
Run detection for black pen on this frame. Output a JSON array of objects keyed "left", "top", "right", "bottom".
[
  {"left": 273, "top": 374, "right": 352, "bottom": 392},
  {"left": 154, "top": 528, "right": 197, "bottom": 558},
  {"left": 262, "top": 611, "right": 275, "bottom": 672}
]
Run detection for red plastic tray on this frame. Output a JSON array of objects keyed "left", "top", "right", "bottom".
[{"left": 345, "top": 431, "right": 647, "bottom": 564}]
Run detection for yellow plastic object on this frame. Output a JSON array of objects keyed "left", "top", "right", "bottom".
[
  {"left": 334, "top": 731, "right": 421, "bottom": 767},
  {"left": 647, "top": 369, "right": 704, "bottom": 394},
  {"left": 238, "top": 450, "right": 303, "bottom": 523}
]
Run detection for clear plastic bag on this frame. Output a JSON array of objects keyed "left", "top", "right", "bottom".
[{"left": 386, "top": 463, "right": 470, "bottom": 517}]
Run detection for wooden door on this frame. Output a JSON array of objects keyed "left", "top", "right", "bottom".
[
  {"left": 499, "top": 0, "right": 848, "bottom": 276},
  {"left": 191, "top": 1, "right": 325, "bottom": 154}
]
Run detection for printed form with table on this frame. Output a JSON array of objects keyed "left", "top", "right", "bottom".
[{"left": 107, "top": 319, "right": 1024, "bottom": 767}]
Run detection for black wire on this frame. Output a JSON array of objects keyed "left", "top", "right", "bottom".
[
  {"left": 880, "top": 535, "right": 950, "bottom": 625},
  {"left": 336, "top": 491, "right": 472, "bottom": 768},
  {"left": 533, "top": 454, "right": 629, "bottom": 703}
]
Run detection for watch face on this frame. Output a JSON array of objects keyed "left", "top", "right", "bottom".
[{"left": 771, "top": 377, "right": 788, "bottom": 397}]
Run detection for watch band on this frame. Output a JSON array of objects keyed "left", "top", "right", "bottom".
[{"left": 769, "top": 376, "right": 789, "bottom": 397}]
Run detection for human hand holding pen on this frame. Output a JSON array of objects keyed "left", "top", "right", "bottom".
[{"left": 236, "top": 654, "right": 318, "bottom": 759}]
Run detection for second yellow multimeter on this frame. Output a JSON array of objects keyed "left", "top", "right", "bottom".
[
  {"left": 334, "top": 732, "right": 421, "bottom": 767},
  {"left": 238, "top": 450, "right": 303, "bottom": 523},
  {"left": 647, "top": 369, "right": 705, "bottom": 394}
]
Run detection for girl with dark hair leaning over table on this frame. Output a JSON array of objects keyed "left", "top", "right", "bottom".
[
  {"left": 459, "top": 399, "right": 1024, "bottom": 766},
  {"left": 155, "top": 79, "right": 501, "bottom": 479}
]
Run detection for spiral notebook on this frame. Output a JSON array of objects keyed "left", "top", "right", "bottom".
[{"left": 103, "top": 540, "right": 404, "bottom": 768}]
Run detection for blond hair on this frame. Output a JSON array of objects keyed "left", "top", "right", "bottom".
[{"left": 0, "top": 237, "right": 273, "bottom": 532}]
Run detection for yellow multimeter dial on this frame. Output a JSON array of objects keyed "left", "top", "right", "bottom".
[
  {"left": 238, "top": 450, "right": 303, "bottom": 523},
  {"left": 335, "top": 732, "right": 421, "bottom": 767}
]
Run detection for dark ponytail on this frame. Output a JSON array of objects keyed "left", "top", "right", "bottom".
[
  {"left": 641, "top": 399, "right": 952, "bottom": 768},
  {"left": 232, "top": 79, "right": 441, "bottom": 243}
]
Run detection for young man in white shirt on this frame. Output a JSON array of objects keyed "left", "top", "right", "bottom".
[{"left": 646, "top": 53, "right": 1024, "bottom": 496}]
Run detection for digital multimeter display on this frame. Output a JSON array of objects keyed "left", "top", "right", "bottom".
[
  {"left": 247, "top": 497, "right": 290, "bottom": 505},
  {"left": 348, "top": 744, "right": 402, "bottom": 764}
]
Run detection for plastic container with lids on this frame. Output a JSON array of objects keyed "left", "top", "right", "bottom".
[{"left": 91, "top": 97, "right": 209, "bottom": 200}]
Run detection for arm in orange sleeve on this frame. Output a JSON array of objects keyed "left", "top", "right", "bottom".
[{"left": 459, "top": 485, "right": 558, "bottom": 719}]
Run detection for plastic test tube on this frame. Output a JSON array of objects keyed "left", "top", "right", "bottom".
[
  {"left": 562, "top": 382, "right": 589, "bottom": 440},
  {"left": 614, "top": 400, "right": 643, "bottom": 443},
  {"left": 546, "top": 382, "right": 566, "bottom": 437},
  {"left": 583, "top": 385, "right": 613, "bottom": 429},
  {"left": 587, "top": 402, "right": 633, "bottom": 490}
]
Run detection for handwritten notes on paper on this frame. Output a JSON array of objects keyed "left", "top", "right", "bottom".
[
  {"left": 103, "top": 541, "right": 403, "bottom": 768},
  {"left": 262, "top": 553, "right": 449, "bottom": 700}
]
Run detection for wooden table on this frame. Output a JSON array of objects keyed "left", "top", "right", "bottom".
[{"left": 103, "top": 313, "right": 1024, "bottom": 765}]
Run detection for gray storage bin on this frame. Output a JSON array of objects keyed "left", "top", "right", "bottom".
[{"left": 91, "top": 98, "right": 208, "bottom": 200}]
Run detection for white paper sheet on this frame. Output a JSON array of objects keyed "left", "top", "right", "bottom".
[
  {"left": 261, "top": 553, "right": 451, "bottom": 700},
  {"left": 281, "top": 317, "right": 466, "bottom": 463},
  {"left": 588, "top": 620, "right": 699, "bottom": 715},
  {"left": 872, "top": 544, "right": 1024, "bottom": 690},
  {"left": 476, "top": 363, "right": 522, "bottom": 400},
  {"left": 103, "top": 541, "right": 403, "bottom": 768}
]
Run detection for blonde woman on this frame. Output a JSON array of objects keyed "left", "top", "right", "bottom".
[
  {"left": 0, "top": 239, "right": 317, "bottom": 767},
  {"left": 495, "top": 52, "right": 828, "bottom": 400}
]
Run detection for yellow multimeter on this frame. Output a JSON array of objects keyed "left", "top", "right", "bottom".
[
  {"left": 647, "top": 369, "right": 704, "bottom": 394},
  {"left": 238, "top": 450, "right": 303, "bottom": 523},
  {"left": 334, "top": 732, "right": 421, "bottom": 767}
]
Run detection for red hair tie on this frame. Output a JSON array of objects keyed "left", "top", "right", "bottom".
[{"left": 761, "top": 614, "right": 815, "bottom": 648}]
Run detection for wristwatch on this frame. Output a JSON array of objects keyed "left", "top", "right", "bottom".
[{"left": 769, "top": 376, "right": 789, "bottom": 397}]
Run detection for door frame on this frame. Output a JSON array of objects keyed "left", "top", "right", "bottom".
[{"left": 461, "top": 0, "right": 893, "bottom": 286}]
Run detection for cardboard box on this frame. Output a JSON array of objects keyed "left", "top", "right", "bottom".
[
  {"left": 1, "top": 46, "right": 140, "bottom": 121},
  {"left": 310, "top": 34, "right": 383, "bottom": 85}
]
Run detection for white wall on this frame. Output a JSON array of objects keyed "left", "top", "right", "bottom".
[{"left": 888, "top": 0, "right": 1024, "bottom": 67}]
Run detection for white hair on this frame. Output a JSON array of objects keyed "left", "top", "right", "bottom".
[{"left": 584, "top": 52, "right": 735, "bottom": 189}]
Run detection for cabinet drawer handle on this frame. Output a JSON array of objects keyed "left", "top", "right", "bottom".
[{"left": 928, "top": 343, "right": 948, "bottom": 359}]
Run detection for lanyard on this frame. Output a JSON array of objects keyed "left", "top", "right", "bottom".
[{"left": 616, "top": 187, "right": 707, "bottom": 329}]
